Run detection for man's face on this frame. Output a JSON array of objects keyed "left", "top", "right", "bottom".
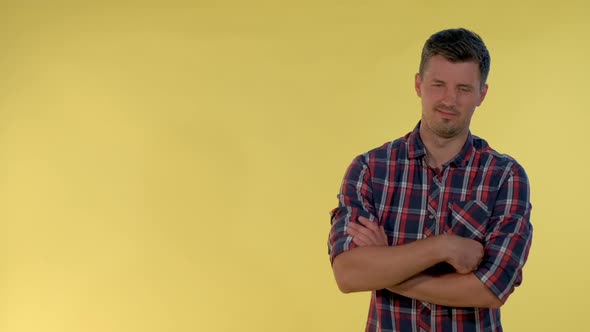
[{"left": 415, "top": 55, "right": 488, "bottom": 139}]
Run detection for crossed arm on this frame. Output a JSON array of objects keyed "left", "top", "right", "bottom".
[
  {"left": 329, "top": 157, "right": 532, "bottom": 309},
  {"left": 333, "top": 217, "right": 503, "bottom": 308},
  {"left": 390, "top": 272, "right": 502, "bottom": 308}
]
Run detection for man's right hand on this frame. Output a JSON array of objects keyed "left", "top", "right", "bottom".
[{"left": 439, "top": 235, "right": 484, "bottom": 274}]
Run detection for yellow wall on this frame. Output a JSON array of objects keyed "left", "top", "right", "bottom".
[{"left": 0, "top": 1, "right": 587, "bottom": 331}]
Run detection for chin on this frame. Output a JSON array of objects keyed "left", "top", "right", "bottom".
[
  {"left": 435, "top": 130, "right": 458, "bottom": 139},
  {"left": 431, "top": 124, "right": 459, "bottom": 138}
]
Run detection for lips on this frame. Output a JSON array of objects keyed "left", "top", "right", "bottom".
[{"left": 436, "top": 108, "right": 458, "bottom": 117}]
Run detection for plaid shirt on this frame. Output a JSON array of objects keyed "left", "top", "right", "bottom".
[{"left": 328, "top": 124, "right": 533, "bottom": 332}]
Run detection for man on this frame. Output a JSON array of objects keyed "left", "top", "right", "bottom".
[{"left": 328, "top": 28, "right": 533, "bottom": 332}]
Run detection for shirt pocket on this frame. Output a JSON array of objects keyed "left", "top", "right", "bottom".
[{"left": 445, "top": 200, "right": 491, "bottom": 242}]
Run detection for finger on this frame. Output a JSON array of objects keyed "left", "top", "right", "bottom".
[
  {"left": 346, "top": 224, "right": 360, "bottom": 236},
  {"left": 352, "top": 236, "right": 369, "bottom": 247},
  {"left": 351, "top": 231, "right": 377, "bottom": 246},
  {"left": 349, "top": 223, "right": 386, "bottom": 247},
  {"left": 351, "top": 222, "right": 381, "bottom": 244},
  {"left": 358, "top": 216, "right": 371, "bottom": 223},
  {"left": 347, "top": 224, "right": 366, "bottom": 242},
  {"left": 358, "top": 216, "right": 379, "bottom": 231},
  {"left": 347, "top": 222, "right": 365, "bottom": 232},
  {"left": 357, "top": 217, "right": 384, "bottom": 244}
]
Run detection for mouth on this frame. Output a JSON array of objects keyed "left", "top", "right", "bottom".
[{"left": 435, "top": 108, "right": 457, "bottom": 118}]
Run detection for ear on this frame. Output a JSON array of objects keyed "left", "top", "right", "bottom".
[
  {"left": 477, "top": 84, "right": 488, "bottom": 106},
  {"left": 415, "top": 73, "right": 422, "bottom": 97}
]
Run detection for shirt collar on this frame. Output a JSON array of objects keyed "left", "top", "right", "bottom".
[{"left": 406, "top": 121, "right": 475, "bottom": 168}]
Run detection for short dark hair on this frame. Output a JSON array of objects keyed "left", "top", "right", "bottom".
[{"left": 419, "top": 28, "right": 491, "bottom": 86}]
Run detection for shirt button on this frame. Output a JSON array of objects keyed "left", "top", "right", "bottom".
[{"left": 428, "top": 214, "right": 435, "bottom": 219}]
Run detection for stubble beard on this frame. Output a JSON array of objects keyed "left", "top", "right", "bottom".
[
  {"left": 431, "top": 120, "right": 461, "bottom": 139},
  {"left": 427, "top": 104, "right": 467, "bottom": 139}
]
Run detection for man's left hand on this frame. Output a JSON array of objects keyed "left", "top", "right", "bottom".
[{"left": 346, "top": 216, "right": 388, "bottom": 247}]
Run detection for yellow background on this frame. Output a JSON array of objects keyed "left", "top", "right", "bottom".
[{"left": 0, "top": 1, "right": 587, "bottom": 331}]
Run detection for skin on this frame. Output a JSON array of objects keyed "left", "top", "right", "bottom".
[
  {"left": 331, "top": 55, "right": 502, "bottom": 308},
  {"left": 416, "top": 55, "right": 488, "bottom": 171},
  {"left": 347, "top": 217, "right": 501, "bottom": 308}
]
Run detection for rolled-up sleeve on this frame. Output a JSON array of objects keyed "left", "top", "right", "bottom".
[
  {"left": 328, "top": 155, "right": 378, "bottom": 264},
  {"left": 474, "top": 162, "right": 533, "bottom": 303}
]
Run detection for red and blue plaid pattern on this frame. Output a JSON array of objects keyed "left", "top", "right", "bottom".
[{"left": 329, "top": 124, "right": 533, "bottom": 332}]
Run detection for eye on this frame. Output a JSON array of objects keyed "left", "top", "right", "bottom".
[{"left": 459, "top": 86, "right": 472, "bottom": 92}]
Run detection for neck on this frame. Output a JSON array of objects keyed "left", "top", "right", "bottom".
[{"left": 419, "top": 124, "right": 469, "bottom": 171}]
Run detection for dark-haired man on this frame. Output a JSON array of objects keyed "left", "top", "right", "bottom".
[{"left": 328, "top": 28, "right": 533, "bottom": 331}]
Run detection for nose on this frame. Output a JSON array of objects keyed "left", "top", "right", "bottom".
[{"left": 441, "top": 87, "right": 457, "bottom": 107}]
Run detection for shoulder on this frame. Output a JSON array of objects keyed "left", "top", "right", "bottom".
[
  {"left": 356, "top": 135, "right": 409, "bottom": 165},
  {"left": 342, "top": 134, "right": 411, "bottom": 184},
  {"left": 472, "top": 135, "right": 529, "bottom": 181}
]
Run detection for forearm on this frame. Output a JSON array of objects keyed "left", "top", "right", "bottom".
[
  {"left": 332, "top": 237, "right": 444, "bottom": 293},
  {"left": 388, "top": 273, "right": 503, "bottom": 308}
]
